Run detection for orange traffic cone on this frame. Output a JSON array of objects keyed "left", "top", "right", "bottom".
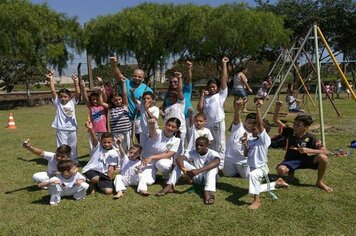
[{"left": 6, "top": 112, "right": 17, "bottom": 129}]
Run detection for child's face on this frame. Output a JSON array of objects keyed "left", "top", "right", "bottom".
[
  {"left": 251, "top": 125, "right": 259, "bottom": 137},
  {"left": 293, "top": 120, "right": 308, "bottom": 137},
  {"left": 143, "top": 95, "right": 153, "bottom": 107},
  {"left": 128, "top": 147, "right": 141, "bottom": 161},
  {"left": 101, "top": 137, "right": 114, "bottom": 150},
  {"left": 112, "top": 96, "right": 123, "bottom": 107},
  {"left": 90, "top": 95, "right": 99, "bottom": 106},
  {"left": 208, "top": 83, "right": 218, "bottom": 95},
  {"left": 59, "top": 92, "right": 71, "bottom": 105},
  {"left": 164, "top": 121, "right": 178, "bottom": 136},
  {"left": 55, "top": 153, "right": 71, "bottom": 161},
  {"left": 195, "top": 139, "right": 209, "bottom": 155},
  {"left": 194, "top": 116, "right": 206, "bottom": 129},
  {"left": 63, "top": 165, "right": 78, "bottom": 179},
  {"left": 244, "top": 118, "right": 256, "bottom": 132},
  {"left": 168, "top": 92, "right": 178, "bottom": 104}
]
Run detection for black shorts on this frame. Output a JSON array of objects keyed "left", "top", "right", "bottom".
[
  {"left": 84, "top": 170, "right": 114, "bottom": 190},
  {"left": 277, "top": 156, "right": 318, "bottom": 171}
]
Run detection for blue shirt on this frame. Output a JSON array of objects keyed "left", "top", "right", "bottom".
[{"left": 163, "top": 83, "right": 192, "bottom": 118}]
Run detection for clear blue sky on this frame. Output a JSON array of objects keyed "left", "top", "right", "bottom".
[
  {"left": 31, "top": 0, "right": 261, "bottom": 25},
  {"left": 29, "top": 0, "right": 268, "bottom": 75}
]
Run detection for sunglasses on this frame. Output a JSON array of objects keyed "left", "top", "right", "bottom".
[{"left": 170, "top": 81, "right": 178, "bottom": 84}]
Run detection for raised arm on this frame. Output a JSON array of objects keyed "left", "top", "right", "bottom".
[
  {"left": 72, "top": 75, "right": 81, "bottom": 101},
  {"left": 96, "top": 77, "right": 107, "bottom": 102},
  {"left": 46, "top": 71, "right": 57, "bottom": 100},
  {"left": 109, "top": 56, "right": 125, "bottom": 84},
  {"left": 185, "top": 61, "right": 193, "bottom": 85},
  {"left": 255, "top": 99, "right": 264, "bottom": 133},
  {"left": 175, "top": 72, "right": 184, "bottom": 100},
  {"left": 220, "top": 57, "right": 229, "bottom": 90},
  {"left": 148, "top": 118, "right": 158, "bottom": 138},
  {"left": 22, "top": 139, "right": 44, "bottom": 157},
  {"left": 273, "top": 101, "right": 285, "bottom": 131},
  {"left": 233, "top": 100, "right": 243, "bottom": 125},
  {"left": 98, "top": 88, "right": 109, "bottom": 109},
  {"left": 80, "top": 80, "right": 90, "bottom": 107},
  {"left": 197, "top": 89, "right": 206, "bottom": 112},
  {"left": 85, "top": 120, "right": 98, "bottom": 147},
  {"left": 120, "top": 75, "right": 129, "bottom": 106}
]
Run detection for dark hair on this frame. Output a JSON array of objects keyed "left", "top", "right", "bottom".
[
  {"left": 101, "top": 132, "right": 114, "bottom": 140},
  {"left": 166, "top": 117, "right": 181, "bottom": 138},
  {"left": 142, "top": 91, "right": 155, "bottom": 99},
  {"left": 238, "top": 66, "right": 248, "bottom": 73},
  {"left": 263, "top": 119, "right": 271, "bottom": 134},
  {"left": 265, "top": 75, "right": 272, "bottom": 80},
  {"left": 58, "top": 88, "right": 71, "bottom": 97},
  {"left": 294, "top": 114, "right": 313, "bottom": 126},
  {"left": 245, "top": 113, "right": 257, "bottom": 121},
  {"left": 57, "top": 159, "right": 76, "bottom": 173},
  {"left": 207, "top": 78, "right": 220, "bottom": 88},
  {"left": 195, "top": 113, "right": 206, "bottom": 120},
  {"left": 56, "top": 145, "right": 71, "bottom": 157},
  {"left": 89, "top": 91, "right": 100, "bottom": 102},
  {"left": 195, "top": 136, "right": 209, "bottom": 145},
  {"left": 130, "top": 144, "right": 143, "bottom": 153}
]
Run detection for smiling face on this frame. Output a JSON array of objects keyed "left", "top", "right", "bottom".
[
  {"left": 90, "top": 95, "right": 99, "bottom": 106},
  {"left": 101, "top": 137, "right": 114, "bottom": 150},
  {"left": 59, "top": 92, "right": 71, "bottom": 105},
  {"left": 195, "top": 138, "right": 209, "bottom": 155},
  {"left": 112, "top": 95, "right": 123, "bottom": 107},
  {"left": 207, "top": 82, "right": 218, "bottom": 95},
  {"left": 293, "top": 120, "right": 308, "bottom": 138},
  {"left": 63, "top": 165, "right": 78, "bottom": 179},
  {"left": 128, "top": 147, "right": 141, "bottom": 161},
  {"left": 168, "top": 91, "right": 178, "bottom": 104},
  {"left": 164, "top": 121, "right": 179, "bottom": 137},
  {"left": 194, "top": 115, "right": 206, "bottom": 129},
  {"left": 169, "top": 77, "right": 179, "bottom": 89},
  {"left": 244, "top": 118, "right": 257, "bottom": 132},
  {"left": 132, "top": 69, "right": 145, "bottom": 86}
]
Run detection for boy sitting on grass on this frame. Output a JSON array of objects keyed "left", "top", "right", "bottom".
[
  {"left": 39, "top": 159, "right": 88, "bottom": 206},
  {"left": 276, "top": 114, "right": 333, "bottom": 192}
]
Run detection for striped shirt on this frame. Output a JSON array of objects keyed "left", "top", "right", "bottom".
[{"left": 109, "top": 106, "right": 132, "bottom": 133}]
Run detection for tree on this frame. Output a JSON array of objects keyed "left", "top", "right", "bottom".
[{"left": 0, "top": 0, "right": 83, "bottom": 92}]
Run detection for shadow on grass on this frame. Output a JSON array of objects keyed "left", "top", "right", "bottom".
[
  {"left": 5, "top": 185, "right": 39, "bottom": 194},
  {"left": 217, "top": 182, "right": 249, "bottom": 206},
  {"left": 32, "top": 195, "right": 50, "bottom": 205},
  {"left": 18, "top": 157, "right": 47, "bottom": 165}
]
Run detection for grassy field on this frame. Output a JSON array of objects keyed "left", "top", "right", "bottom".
[{"left": 0, "top": 94, "right": 355, "bottom": 235}]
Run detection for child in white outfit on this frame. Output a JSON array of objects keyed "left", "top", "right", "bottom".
[
  {"left": 39, "top": 160, "right": 89, "bottom": 206},
  {"left": 156, "top": 136, "right": 220, "bottom": 205},
  {"left": 113, "top": 139, "right": 143, "bottom": 199},
  {"left": 23, "top": 139, "right": 71, "bottom": 188},
  {"left": 186, "top": 112, "right": 213, "bottom": 152},
  {"left": 243, "top": 99, "right": 288, "bottom": 210}
]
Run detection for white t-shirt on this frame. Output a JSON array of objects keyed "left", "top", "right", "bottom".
[
  {"left": 247, "top": 129, "right": 271, "bottom": 169},
  {"left": 120, "top": 155, "right": 142, "bottom": 177},
  {"left": 187, "top": 126, "right": 214, "bottom": 151},
  {"left": 82, "top": 143, "right": 119, "bottom": 175},
  {"left": 203, "top": 88, "right": 228, "bottom": 126},
  {"left": 164, "top": 98, "right": 186, "bottom": 133},
  {"left": 137, "top": 101, "right": 159, "bottom": 135},
  {"left": 51, "top": 96, "right": 78, "bottom": 131},
  {"left": 49, "top": 172, "right": 86, "bottom": 188},
  {"left": 142, "top": 129, "right": 180, "bottom": 158},
  {"left": 184, "top": 149, "right": 220, "bottom": 169},
  {"left": 43, "top": 151, "right": 59, "bottom": 175},
  {"left": 225, "top": 123, "right": 252, "bottom": 163}
]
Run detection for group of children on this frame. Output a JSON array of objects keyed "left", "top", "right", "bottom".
[{"left": 23, "top": 57, "right": 333, "bottom": 209}]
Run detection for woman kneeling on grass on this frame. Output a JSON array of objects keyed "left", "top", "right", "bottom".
[{"left": 137, "top": 117, "right": 181, "bottom": 196}]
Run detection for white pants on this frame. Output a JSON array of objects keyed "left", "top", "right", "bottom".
[
  {"left": 207, "top": 121, "right": 226, "bottom": 169},
  {"left": 223, "top": 157, "right": 250, "bottom": 178},
  {"left": 114, "top": 174, "right": 140, "bottom": 192},
  {"left": 167, "top": 161, "right": 218, "bottom": 192},
  {"left": 138, "top": 158, "right": 173, "bottom": 192},
  {"left": 32, "top": 172, "right": 51, "bottom": 183},
  {"left": 113, "top": 131, "right": 131, "bottom": 152},
  {"left": 56, "top": 129, "right": 78, "bottom": 162},
  {"left": 49, "top": 182, "right": 89, "bottom": 205},
  {"left": 248, "top": 165, "right": 276, "bottom": 195}
]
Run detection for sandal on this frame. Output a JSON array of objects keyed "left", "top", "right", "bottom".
[{"left": 204, "top": 195, "right": 215, "bottom": 205}]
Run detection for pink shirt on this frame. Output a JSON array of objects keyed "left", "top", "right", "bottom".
[{"left": 89, "top": 105, "right": 107, "bottom": 133}]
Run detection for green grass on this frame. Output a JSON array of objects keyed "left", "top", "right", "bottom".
[{"left": 0, "top": 93, "right": 355, "bottom": 235}]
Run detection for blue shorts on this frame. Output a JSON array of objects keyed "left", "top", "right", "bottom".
[
  {"left": 84, "top": 170, "right": 114, "bottom": 190},
  {"left": 277, "top": 156, "right": 318, "bottom": 171},
  {"left": 232, "top": 88, "right": 247, "bottom": 98},
  {"left": 289, "top": 108, "right": 301, "bottom": 113}
]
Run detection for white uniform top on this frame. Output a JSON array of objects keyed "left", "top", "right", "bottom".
[
  {"left": 225, "top": 123, "right": 252, "bottom": 163},
  {"left": 82, "top": 143, "right": 119, "bottom": 175},
  {"left": 164, "top": 98, "right": 186, "bottom": 133},
  {"left": 184, "top": 149, "right": 221, "bottom": 169},
  {"left": 51, "top": 96, "right": 78, "bottom": 131},
  {"left": 120, "top": 155, "right": 142, "bottom": 177},
  {"left": 49, "top": 172, "right": 86, "bottom": 188},
  {"left": 137, "top": 101, "right": 159, "bottom": 134},
  {"left": 142, "top": 129, "right": 180, "bottom": 158},
  {"left": 203, "top": 88, "right": 228, "bottom": 126},
  {"left": 187, "top": 126, "right": 214, "bottom": 152},
  {"left": 43, "top": 151, "right": 59, "bottom": 175},
  {"left": 247, "top": 129, "right": 271, "bottom": 169}
]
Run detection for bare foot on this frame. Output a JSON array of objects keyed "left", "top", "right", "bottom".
[
  {"left": 183, "top": 173, "right": 192, "bottom": 184},
  {"left": 87, "top": 186, "right": 96, "bottom": 195},
  {"left": 248, "top": 200, "right": 261, "bottom": 210},
  {"left": 113, "top": 191, "right": 124, "bottom": 199},
  {"left": 139, "top": 191, "right": 151, "bottom": 197},
  {"left": 317, "top": 181, "right": 333, "bottom": 192},
  {"left": 275, "top": 178, "right": 289, "bottom": 188},
  {"left": 155, "top": 184, "right": 174, "bottom": 196}
]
